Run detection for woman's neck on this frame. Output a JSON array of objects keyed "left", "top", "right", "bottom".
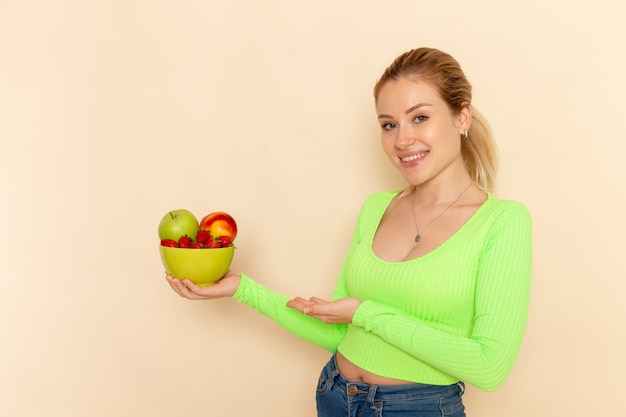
[{"left": 411, "top": 173, "right": 474, "bottom": 206}]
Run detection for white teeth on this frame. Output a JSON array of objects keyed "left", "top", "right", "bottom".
[{"left": 401, "top": 152, "right": 427, "bottom": 162}]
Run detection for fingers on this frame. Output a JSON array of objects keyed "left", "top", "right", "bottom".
[
  {"left": 286, "top": 297, "right": 326, "bottom": 315},
  {"left": 286, "top": 296, "right": 360, "bottom": 324},
  {"left": 308, "top": 296, "right": 329, "bottom": 305},
  {"left": 179, "top": 280, "right": 210, "bottom": 300},
  {"left": 165, "top": 273, "right": 184, "bottom": 295},
  {"left": 287, "top": 296, "right": 331, "bottom": 312},
  {"left": 286, "top": 297, "right": 311, "bottom": 311},
  {"left": 165, "top": 273, "right": 205, "bottom": 300}
]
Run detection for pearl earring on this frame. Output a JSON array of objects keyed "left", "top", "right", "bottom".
[{"left": 462, "top": 130, "right": 468, "bottom": 139}]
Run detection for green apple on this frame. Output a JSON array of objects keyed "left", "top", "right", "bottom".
[{"left": 158, "top": 209, "right": 199, "bottom": 242}]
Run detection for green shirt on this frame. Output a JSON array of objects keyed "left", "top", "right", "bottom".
[{"left": 233, "top": 191, "right": 532, "bottom": 391}]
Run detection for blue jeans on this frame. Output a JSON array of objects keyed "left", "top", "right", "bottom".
[{"left": 316, "top": 355, "right": 466, "bottom": 417}]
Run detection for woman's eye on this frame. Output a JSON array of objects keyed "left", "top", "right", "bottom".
[
  {"left": 413, "top": 114, "right": 428, "bottom": 123},
  {"left": 381, "top": 122, "right": 396, "bottom": 131}
]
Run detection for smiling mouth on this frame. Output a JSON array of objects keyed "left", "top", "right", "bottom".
[{"left": 400, "top": 151, "right": 428, "bottom": 162}]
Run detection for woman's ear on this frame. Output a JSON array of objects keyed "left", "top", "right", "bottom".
[{"left": 457, "top": 102, "right": 472, "bottom": 134}]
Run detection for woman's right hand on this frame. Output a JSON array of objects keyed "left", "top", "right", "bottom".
[{"left": 165, "top": 270, "right": 241, "bottom": 300}]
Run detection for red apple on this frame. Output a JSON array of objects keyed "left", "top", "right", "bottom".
[{"left": 199, "top": 211, "right": 237, "bottom": 241}]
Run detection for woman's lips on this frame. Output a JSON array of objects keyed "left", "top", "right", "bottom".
[{"left": 400, "top": 151, "right": 429, "bottom": 164}]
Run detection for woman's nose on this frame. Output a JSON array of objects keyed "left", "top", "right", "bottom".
[{"left": 395, "top": 124, "right": 416, "bottom": 148}]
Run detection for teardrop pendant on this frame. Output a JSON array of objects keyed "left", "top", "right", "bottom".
[{"left": 415, "top": 234, "right": 421, "bottom": 243}]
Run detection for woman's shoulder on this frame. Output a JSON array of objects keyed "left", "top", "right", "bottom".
[
  {"left": 480, "top": 193, "right": 532, "bottom": 231},
  {"left": 352, "top": 190, "right": 400, "bottom": 226},
  {"left": 484, "top": 193, "right": 531, "bottom": 216},
  {"left": 360, "top": 189, "right": 400, "bottom": 211}
]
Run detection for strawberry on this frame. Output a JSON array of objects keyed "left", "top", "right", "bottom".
[
  {"left": 205, "top": 238, "right": 222, "bottom": 248},
  {"left": 189, "top": 242, "right": 201, "bottom": 249},
  {"left": 160, "top": 239, "right": 178, "bottom": 248},
  {"left": 178, "top": 235, "right": 193, "bottom": 248},
  {"left": 217, "top": 235, "right": 233, "bottom": 247},
  {"left": 195, "top": 230, "right": 211, "bottom": 245}
]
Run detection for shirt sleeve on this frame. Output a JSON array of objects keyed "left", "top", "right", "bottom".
[
  {"left": 232, "top": 274, "right": 347, "bottom": 352},
  {"left": 351, "top": 201, "right": 532, "bottom": 391},
  {"left": 230, "top": 203, "right": 368, "bottom": 352}
]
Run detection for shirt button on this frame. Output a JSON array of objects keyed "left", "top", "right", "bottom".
[{"left": 348, "top": 385, "right": 358, "bottom": 395}]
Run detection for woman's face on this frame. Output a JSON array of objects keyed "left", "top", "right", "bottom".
[{"left": 375, "top": 78, "right": 470, "bottom": 186}]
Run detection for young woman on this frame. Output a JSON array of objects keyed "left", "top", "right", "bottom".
[{"left": 167, "top": 47, "right": 532, "bottom": 417}]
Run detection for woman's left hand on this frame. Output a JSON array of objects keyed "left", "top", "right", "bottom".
[{"left": 286, "top": 296, "right": 361, "bottom": 324}]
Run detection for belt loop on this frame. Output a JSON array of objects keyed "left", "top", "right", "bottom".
[{"left": 367, "top": 384, "right": 377, "bottom": 404}]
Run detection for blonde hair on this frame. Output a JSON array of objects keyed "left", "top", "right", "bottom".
[{"left": 374, "top": 48, "right": 498, "bottom": 191}]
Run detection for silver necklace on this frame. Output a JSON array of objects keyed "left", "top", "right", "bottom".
[{"left": 412, "top": 180, "right": 473, "bottom": 243}]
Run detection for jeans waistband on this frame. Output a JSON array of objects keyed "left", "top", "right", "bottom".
[{"left": 325, "top": 354, "right": 464, "bottom": 401}]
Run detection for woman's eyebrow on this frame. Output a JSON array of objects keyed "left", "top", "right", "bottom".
[{"left": 377, "top": 103, "right": 433, "bottom": 119}]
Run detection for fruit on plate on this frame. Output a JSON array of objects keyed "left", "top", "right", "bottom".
[
  {"left": 158, "top": 209, "right": 238, "bottom": 286},
  {"left": 160, "top": 239, "right": 178, "bottom": 248},
  {"left": 177, "top": 235, "right": 193, "bottom": 248},
  {"left": 158, "top": 209, "right": 200, "bottom": 242},
  {"left": 195, "top": 230, "right": 211, "bottom": 246},
  {"left": 199, "top": 211, "right": 238, "bottom": 241}
]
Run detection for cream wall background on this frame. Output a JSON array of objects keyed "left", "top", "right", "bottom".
[{"left": 1, "top": 1, "right": 624, "bottom": 416}]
